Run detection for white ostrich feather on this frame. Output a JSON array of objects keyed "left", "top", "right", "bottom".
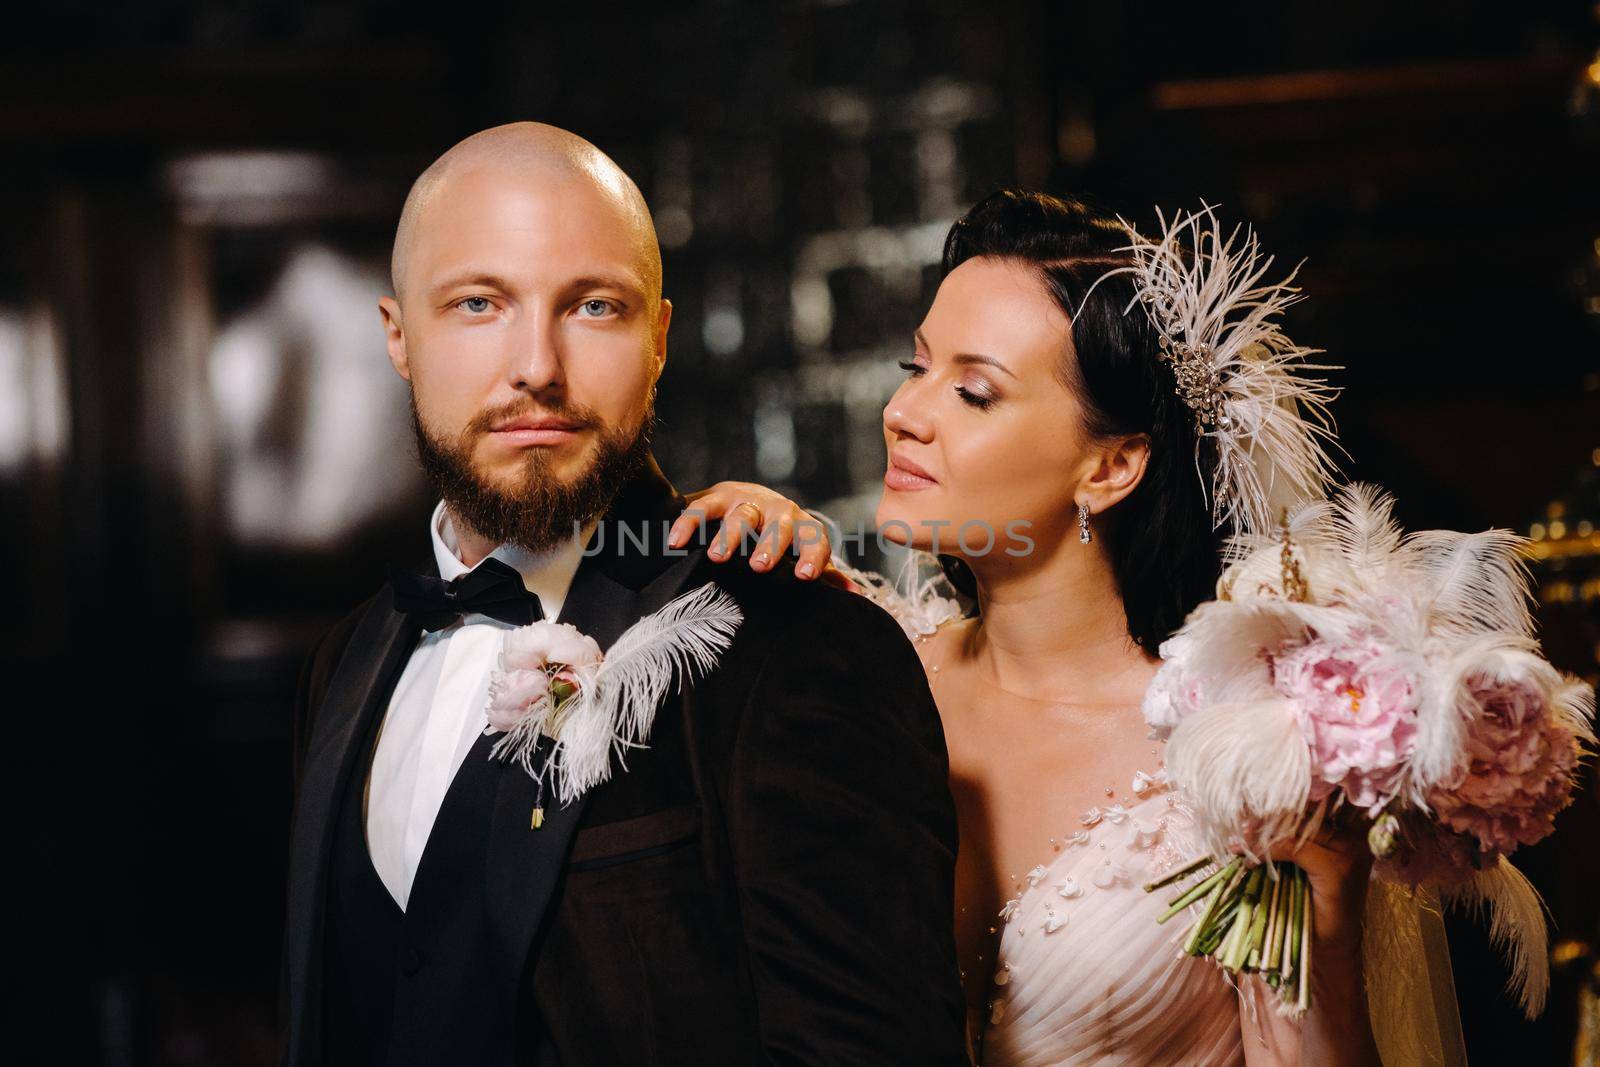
[
  {"left": 1438, "top": 857, "right": 1550, "bottom": 1018},
  {"left": 1552, "top": 675, "right": 1599, "bottom": 743},
  {"left": 1321, "top": 481, "right": 1408, "bottom": 593},
  {"left": 1096, "top": 203, "right": 1344, "bottom": 537},
  {"left": 490, "top": 582, "right": 743, "bottom": 805},
  {"left": 1218, "top": 494, "right": 1341, "bottom": 594},
  {"left": 1165, "top": 698, "right": 1312, "bottom": 859},
  {"left": 1404, "top": 527, "right": 1536, "bottom": 643},
  {"left": 1222, "top": 483, "right": 1534, "bottom": 647},
  {"left": 1221, "top": 483, "right": 1407, "bottom": 606}
]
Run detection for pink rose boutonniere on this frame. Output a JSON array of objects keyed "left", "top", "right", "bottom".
[
  {"left": 486, "top": 621, "right": 605, "bottom": 739},
  {"left": 483, "top": 582, "right": 743, "bottom": 820}
]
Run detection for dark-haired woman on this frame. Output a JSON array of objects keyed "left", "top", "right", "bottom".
[{"left": 672, "top": 191, "right": 1412, "bottom": 1065}]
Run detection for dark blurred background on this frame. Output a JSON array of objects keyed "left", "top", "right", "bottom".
[{"left": 4, "top": 1, "right": 1598, "bottom": 1064}]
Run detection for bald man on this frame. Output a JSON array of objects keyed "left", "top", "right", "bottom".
[{"left": 282, "top": 124, "right": 966, "bottom": 1067}]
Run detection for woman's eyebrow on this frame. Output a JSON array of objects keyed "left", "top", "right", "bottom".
[
  {"left": 951, "top": 353, "right": 1016, "bottom": 379},
  {"left": 913, "top": 329, "right": 1015, "bottom": 379},
  {"left": 915, "top": 337, "right": 1011, "bottom": 383}
]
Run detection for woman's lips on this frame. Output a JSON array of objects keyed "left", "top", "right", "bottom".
[{"left": 884, "top": 458, "right": 938, "bottom": 491}]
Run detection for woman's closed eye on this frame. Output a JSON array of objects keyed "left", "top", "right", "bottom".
[{"left": 897, "top": 358, "right": 998, "bottom": 411}]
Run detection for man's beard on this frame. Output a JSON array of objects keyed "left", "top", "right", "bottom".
[{"left": 411, "top": 394, "right": 654, "bottom": 554}]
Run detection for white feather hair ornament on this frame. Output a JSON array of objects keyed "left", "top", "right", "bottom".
[{"left": 1093, "top": 204, "right": 1344, "bottom": 537}]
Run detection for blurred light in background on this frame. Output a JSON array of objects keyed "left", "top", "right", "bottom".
[
  {"left": 0, "top": 303, "right": 67, "bottom": 474},
  {"left": 209, "top": 243, "right": 419, "bottom": 549},
  {"left": 167, "top": 151, "right": 337, "bottom": 226}
]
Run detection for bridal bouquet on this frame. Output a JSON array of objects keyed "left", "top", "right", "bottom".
[
  {"left": 1142, "top": 484, "right": 1593, "bottom": 1017},
  {"left": 484, "top": 582, "right": 743, "bottom": 812}
]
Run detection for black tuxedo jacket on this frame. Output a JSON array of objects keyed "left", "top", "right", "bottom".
[{"left": 283, "top": 455, "right": 967, "bottom": 1065}]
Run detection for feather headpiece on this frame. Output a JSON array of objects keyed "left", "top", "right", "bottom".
[{"left": 1093, "top": 204, "right": 1344, "bottom": 537}]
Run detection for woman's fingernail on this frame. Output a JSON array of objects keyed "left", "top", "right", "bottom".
[
  {"left": 753, "top": 553, "right": 769, "bottom": 568},
  {"left": 797, "top": 563, "right": 816, "bottom": 578}
]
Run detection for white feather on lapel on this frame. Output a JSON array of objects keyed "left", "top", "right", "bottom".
[{"left": 489, "top": 581, "right": 743, "bottom": 805}]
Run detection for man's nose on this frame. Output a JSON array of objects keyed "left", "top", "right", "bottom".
[{"left": 508, "top": 315, "right": 565, "bottom": 393}]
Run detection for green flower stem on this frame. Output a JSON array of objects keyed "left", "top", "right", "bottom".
[
  {"left": 1243, "top": 867, "right": 1272, "bottom": 970},
  {"left": 1288, "top": 866, "right": 1304, "bottom": 973},
  {"left": 1196, "top": 898, "right": 1240, "bottom": 956},
  {"left": 1245, "top": 874, "right": 1272, "bottom": 970},
  {"left": 1160, "top": 858, "right": 1317, "bottom": 1016},
  {"left": 1144, "top": 853, "right": 1215, "bottom": 894},
  {"left": 1158, "top": 859, "right": 1235, "bottom": 923},
  {"left": 1222, "top": 867, "right": 1264, "bottom": 972},
  {"left": 1297, "top": 868, "right": 1313, "bottom": 1014},
  {"left": 1275, "top": 870, "right": 1296, "bottom": 979},
  {"left": 1260, "top": 867, "right": 1281, "bottom": 970},
  {"left": 1264, "top": 866, "right": 1287, "bottom": 972},
  {"left": 1181, "top": 857, "right": 1245, "bottom": 954}
]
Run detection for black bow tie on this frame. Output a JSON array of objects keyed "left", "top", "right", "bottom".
[{"left": 388, "top": 557, "right": 544, "bottom": 632}]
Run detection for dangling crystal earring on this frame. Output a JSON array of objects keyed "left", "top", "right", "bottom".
[{"left": 1077, "top": 501, "right": 1092, "bottom": 544}]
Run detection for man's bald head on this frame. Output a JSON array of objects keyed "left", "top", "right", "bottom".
[
  {"left": 377, "top": 123, "right": 672, "bottom": 557},
  {"left": 390, "top": 122, "right": 661, "bottom": 306}
]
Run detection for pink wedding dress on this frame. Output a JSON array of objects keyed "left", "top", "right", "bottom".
[{"left": 974, "top": 765, "right": 1258, "bottom": 1066}]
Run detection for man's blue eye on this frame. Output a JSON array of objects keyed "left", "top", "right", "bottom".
[
  {"left": 461, "top": 297, "right": 492, "bottom": 313},
  {"left": 580, "top": 300, "right": 611, "bottom": 317}
]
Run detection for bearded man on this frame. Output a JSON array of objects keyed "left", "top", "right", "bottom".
[{"left": 280, "top": 123, "right": 966, "bottom": 1067}]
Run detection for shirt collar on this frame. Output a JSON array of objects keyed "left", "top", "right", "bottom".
[{"left": 429, "top": 500, "right": 597, "bottom": 623}]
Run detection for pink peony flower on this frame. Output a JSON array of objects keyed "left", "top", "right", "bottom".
[
  {"left": 486, "top": 669, "right": 554, "bottom": 733},
  {"left": 501, "top": 621, "right": 604, "bottom": 673},
  {"left": 1425, "top": 672, "right": 1580, "bottom": 856},
  {"left": 486, "top": 622, "right": 606, "bottom": 734},
  {"left": 1272, "top": 634, "right": 1420, "bottom": 812}
]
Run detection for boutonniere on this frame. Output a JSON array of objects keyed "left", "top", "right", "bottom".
[{"left": 485, "top": 581, "right": 743, "bottom": 823}]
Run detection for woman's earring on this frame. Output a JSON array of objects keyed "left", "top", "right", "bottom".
[{"left": 1078, "top": 501, "right": 1092, "bottom": 544}]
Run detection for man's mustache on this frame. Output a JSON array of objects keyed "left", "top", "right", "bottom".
[{"left": 464, "top": 400, "right": 603, "bottom": 436}]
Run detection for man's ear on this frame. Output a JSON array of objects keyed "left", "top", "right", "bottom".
[
  {"left": 652, "top": 298, "right": 672, "bottom": 381},
  {"left": 1080, "top": 433, "right": 1151, "bottom": 514},
  {"left": 378, "top": 296, "right": 410, "bottom": 381}
]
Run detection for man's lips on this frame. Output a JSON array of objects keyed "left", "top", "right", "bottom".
[
  {"left": 884, "top": 453, "right": 938, "bottom": 491},
  {"left": 489, "top": 417, "right": 591, "bottom": 446}
]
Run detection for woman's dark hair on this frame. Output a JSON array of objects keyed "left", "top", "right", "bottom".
[{"left": 935, "top": 188, "right": 1222, "bottom": 654}]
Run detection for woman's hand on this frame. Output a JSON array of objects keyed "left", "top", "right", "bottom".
[
  {"left": 1250, "top": 821, "right": 1381, "bottom": 1067},
  {"left": 1267, "top": 820, "right": 1373, "bottom": 952},
  {"left": 668, "top": 481, "right": 840, "bottom": 584}
]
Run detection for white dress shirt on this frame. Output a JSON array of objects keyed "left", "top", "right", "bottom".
[{"left": 365, "top": 501, "right": 595, "bottom": 910}]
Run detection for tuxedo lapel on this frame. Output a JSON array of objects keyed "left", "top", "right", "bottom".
[
  {"left": 483, "top": 455, "right": 718, "bottom": 992},
  {"left": 285, "top": 590, "right": 418, "bottom": 1058},
  {"left": 484, "top": 560, "right": 637, "bottom": 990}
]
